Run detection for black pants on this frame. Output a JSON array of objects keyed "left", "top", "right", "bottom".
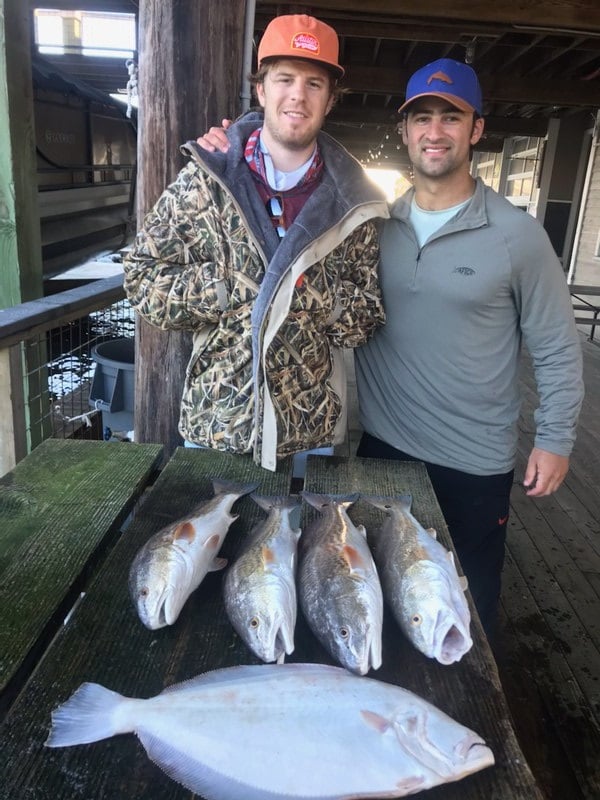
[{"left": 357, "top": 432, "right": 514, "bottom": 641}]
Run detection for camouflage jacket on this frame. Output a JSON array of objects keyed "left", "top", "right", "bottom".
[{"left": 123, "top": 111, "right": 388, "bottom": 471}]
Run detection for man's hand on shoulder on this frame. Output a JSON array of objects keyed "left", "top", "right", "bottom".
[
  {"left": 196, "top": 119, "right": 233, "bottom": 153},
  {"left": 523, "top": 447, "right": 569, "bottom": 496}
]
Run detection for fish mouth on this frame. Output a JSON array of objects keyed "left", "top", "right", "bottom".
[
  {"left": 140, "top": 588, "right": 172, "bottom": 630},
  {"left": 271, "top": 619, "right": 296, "bottom": 664},
  {"left": 346, "top": 629, "right": 382, "bottom": 676},
  {"left": 254, "top": 614, "right": 295, "bottom": 664},
  {"left": 434, "top": 614, "right": 472, "bottom": 665},
  {"left": 368, "top": 629, "right": 383, "bottom": 672},
  {"left": 155, "top": 599, "right": 169, "bottom": 628},
  {"left": 455, "top": 735, "right": 495, "bottom": 770}
]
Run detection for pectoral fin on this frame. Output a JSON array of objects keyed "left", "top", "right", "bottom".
[
  {"left": 361, "top": 710, "right": 391, "bottom": 733},
  {"left": 204, "top": 534, "right": 226, "bottom": 571},
  {"left": 261, "top": 546, "right": 276, "bottom": 567},
  {"left": 173, "top": 521, "right": 195, "bottom": 543},
  {"left": 342, "top": 545, "right": 369, "bottom": 573}
]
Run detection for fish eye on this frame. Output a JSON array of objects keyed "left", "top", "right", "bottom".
[
  {"left": 140, "top": 587, "right": 149, "bottom": 597},
  {"left": 250, "top": 617, "right": 260, "bottom": 629},
  {"left": 339, "top": 626, "right": 349, "bottom": 639},
  {"left": 411, "top": 613, "right": 422, "bottom": 627}
]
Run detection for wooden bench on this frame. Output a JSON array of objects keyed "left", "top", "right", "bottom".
[
  {"left": 0, "top": 438, "right": 163, "bottom": 715},
  {"left": 570, "top": 283, "right": 600, "bottom": 341}
]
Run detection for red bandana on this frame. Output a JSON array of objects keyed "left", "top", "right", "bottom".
[{"left": 244, "top": 128, "right": 324, "bottom": 237}]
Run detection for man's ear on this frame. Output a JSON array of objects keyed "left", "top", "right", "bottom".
[
  {"left": 470, "top": 116, "right": 485, "bottom": 146},
  {"left": 256, "top": 82, "right": 266, "bottom": 109},
  {"left": 400, "top": 119, "right": 408, "bottom": 146}
]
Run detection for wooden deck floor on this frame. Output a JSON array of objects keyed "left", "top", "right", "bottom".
[
  {"left": 495, "top": 335, "right": 600, "bottom": 800},
  {"left": 344, "top": 334, "right": 600, "bottom": 799}
]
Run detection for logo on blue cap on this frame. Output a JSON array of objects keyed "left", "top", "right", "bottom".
[{"left": 399, "top": 58, "right": 483, "bottom": 115}]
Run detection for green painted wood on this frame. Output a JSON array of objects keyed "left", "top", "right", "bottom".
[
  {"left": 0, "top": 439, "right": 163, "bottom": 699},
  {"left": 0, "top": 0, "right": 21, "bottom": 309},
  {"left": 0, "top": 0, "right": 43, "bottom": 306},
  {"left": 0, "top": 447, "right": 293, "bottom": 799}
]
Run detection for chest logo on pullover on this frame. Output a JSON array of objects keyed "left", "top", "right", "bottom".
[{"left": 453, "top": 266, "right": 476, "bottom": 276}]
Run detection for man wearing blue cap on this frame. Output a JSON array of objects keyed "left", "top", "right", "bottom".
[
  {"left": 196, "top": 57, "right": 584, "bottom": 641},
  {"left": 355, "top": 58, "right": 584, "bottom": 639}
]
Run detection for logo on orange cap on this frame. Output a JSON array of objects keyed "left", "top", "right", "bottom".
[{"left": 291, "top": 32, "right": 320, "bottom": 55}]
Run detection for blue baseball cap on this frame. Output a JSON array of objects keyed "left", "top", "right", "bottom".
[{"left": 398, "top": 58, "right": 483, "bottom": 115}]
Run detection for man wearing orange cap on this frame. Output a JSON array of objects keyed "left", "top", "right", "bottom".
[{"left": 123, "top": 15, "right": 387, "bottom": 474}]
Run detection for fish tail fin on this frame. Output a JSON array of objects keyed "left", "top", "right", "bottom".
[
  {"left": 45, "top": 683, "right": 128, "bottom": 747},
  {"left": 251, "top": 494, "right": 302, "bottom": 528},
  {"left": 362, "top": 494, "right": 413, "bottom": 512},
  {"left": 212, "top": 479, "right": 259, "bottom": 498},
  {"left": 301, "top": 491, "right": 359, "bottom": 511}
]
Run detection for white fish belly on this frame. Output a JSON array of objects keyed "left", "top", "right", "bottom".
[
  {"left": 127, "top": 664, "right": 492, "bottom": 798},
  {"left": 188, "top": 505, "right": 235, "bottom": 577}
]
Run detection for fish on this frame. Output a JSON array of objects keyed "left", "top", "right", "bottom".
[
  {"left": 363, "top": 494, "right": 472, "bottom": 665},
  {"left": 129, "top": 479, "right": 258, "bottom": 629},
  {"left": 298, "top": 491, "right": 383, "bottom": 675},
  {"left": 223, "top": 494, "right": 302, "bottom": 664},
  {"left": 45, "top": 663, "right": 495, "bottom": 799}
]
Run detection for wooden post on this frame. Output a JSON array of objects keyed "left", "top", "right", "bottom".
[
  {"left": 0, "top": 0, "right": 46, "bottom": 474},
  {"left": 0, "top": 0, "right": 43, "bottom": 306},
  {"left": 135, "top": 0, "right": 246, "bottom": 457}
]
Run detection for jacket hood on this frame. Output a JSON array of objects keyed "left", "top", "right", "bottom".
[{"left": 182, "top": 109, "right": 387, "bottom": 210}]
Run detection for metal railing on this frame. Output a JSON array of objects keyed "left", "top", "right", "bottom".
[{"left": 0, "top": 275, "right": 133, "bottom": 476}]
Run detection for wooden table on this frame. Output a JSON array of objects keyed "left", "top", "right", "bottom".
[{"left": 0, "top": 441, "right": 543, "bottom": 799}]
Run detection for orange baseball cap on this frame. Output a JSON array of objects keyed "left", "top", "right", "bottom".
[{"left": 258, "top": 14, "right": 344, "bottom": 79}]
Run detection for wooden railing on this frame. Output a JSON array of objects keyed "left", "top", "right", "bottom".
[
  {"left": 569, "top": 283, "right": 600, "bottom": 342},
  {"left": 0, "top": 275, "right": 127, "bottom": 476}
]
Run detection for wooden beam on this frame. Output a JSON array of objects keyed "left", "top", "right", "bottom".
[
  {"left": 255, "top": 12, "right": 506, "bottom": 43},
  {"left": 134, "top": 0, "right": 246, "bottom": 459},
  {"left": 328, "top": 107, "right": 549, "bottom": 136},
  {"left": 342, "top": 65, "right": 599, "bottom": 108},
  {"left": 263, "top": 1, "right": 600, "bottom": 34}
]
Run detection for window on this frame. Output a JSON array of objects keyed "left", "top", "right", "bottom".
[
  {"left": 34, "top": 9, "right": 65, "bottom": 55},
  {"left": 33, "top": 9, "right": 136, "bottom": 59},
  {"left": 81, "top": 12, "right": 135, "bottom": 59},
  {"left": 473, "top": 152, "right": 502, "bottom": 191}
]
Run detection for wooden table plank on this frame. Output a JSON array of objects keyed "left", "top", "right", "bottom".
[
  {"left": 0, "top": 450, "right": 542, "bottom": 799},
  {"left": 0, "top": 447, "right": 294, "bottom": 800},
  {"left": 0, "top": 439, "right": 163, "bottom": 707},
  {"left": 301, "top": 455, "right": 543, "bottom": 800}
]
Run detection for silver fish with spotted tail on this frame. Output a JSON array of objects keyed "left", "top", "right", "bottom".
[
  {"left": 298, "top": 491, "right": 383, "bottom": 675},
  {"left": 129, "top": 478, "right": 258, "bottom": 629},
  {"left": 363, "top": 494, "right": 472, "bottom": 665},
  {"left": 224, "top": 494, "right": 301, "bottom": 663}
]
